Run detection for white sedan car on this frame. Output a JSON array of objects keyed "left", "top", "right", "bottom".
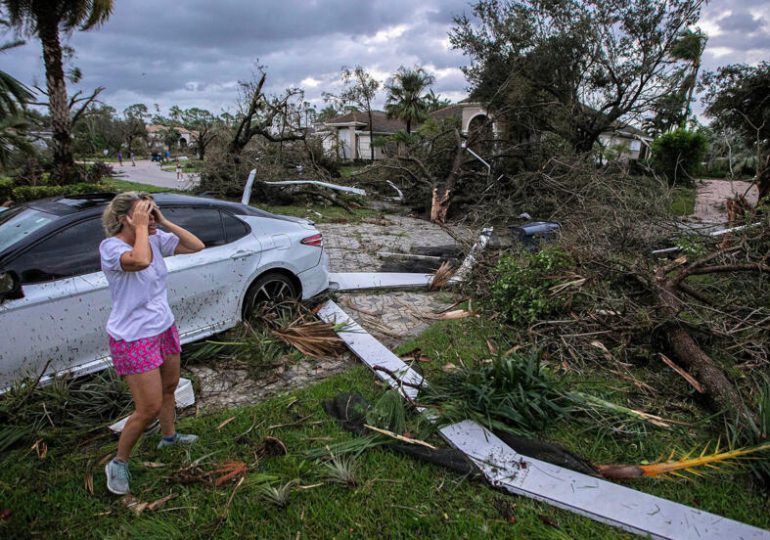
[{"left": 0, "top": 192, "right": 329, "bottom": 390}]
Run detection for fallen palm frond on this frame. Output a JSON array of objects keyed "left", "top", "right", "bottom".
[
  {"left": 271, "top": 318, "right": 347, "bottom": 359},
  {"left": 596, "top": 441, "right": 770, "bottom": 480},
  {"left": 429, "top": 261, "right": 455, "bottom": 290}
]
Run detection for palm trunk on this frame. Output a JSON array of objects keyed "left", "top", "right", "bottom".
[{"left": 38, "top": 14, "right": 77, "bottom": 183}]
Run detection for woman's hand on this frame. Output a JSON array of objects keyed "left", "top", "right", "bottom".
[
  {"left": 125, "top": 200, "right": 152, "bottom": 230},
  {"left": 151, "top": 203, "right": 169, "bottom": 226}
]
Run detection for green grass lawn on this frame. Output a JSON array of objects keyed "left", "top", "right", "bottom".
[
  {"left": 101, "top": 178, "right": 175, "bottom": 194},
  {"left": 256, "top": 203, "right": 381, "bottom": 224},
  {"left": 670, "top": 186, "right": 696, "bottom": 216},
  {"left": 2, "top": 314, "right": 768, "bottom": 539}
]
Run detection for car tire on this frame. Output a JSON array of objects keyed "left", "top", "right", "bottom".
[{"left": 242, "top": 271, "right": 299, "bottom": 319}]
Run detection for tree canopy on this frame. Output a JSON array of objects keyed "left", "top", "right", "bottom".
[
  {"left": 385, "top": 66, "right": 435, "bottom": 134},
  {"left": 450, "top": 0, "right": 703, "bottom": 154},
  {"left": 703, "top": 62, "right": 770, "bottom": 200}
]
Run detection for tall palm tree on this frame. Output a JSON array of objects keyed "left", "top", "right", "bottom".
[
  {"left": 2, "top": 0, "right": 114, "bottom": 182},
  {"left": 385, "top": 67, "right": 435, "bottom": 134}
]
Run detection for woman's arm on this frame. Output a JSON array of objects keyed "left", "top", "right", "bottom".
[
  {"left": 153, "top": 206, "right": 205, "bottom": 254},
  {"left": 120, "top": 200, "right": 153, "bottom": 271}
]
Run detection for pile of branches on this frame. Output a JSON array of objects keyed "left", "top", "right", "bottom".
[{"left": 461, "top": 159, "right": 770, "bottom": 473}]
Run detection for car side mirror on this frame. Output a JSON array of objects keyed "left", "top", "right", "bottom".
[{"left": 0, "top": 271, "right": 23, "bottom": 302}]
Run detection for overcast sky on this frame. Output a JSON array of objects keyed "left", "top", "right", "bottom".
[{"left": 2, "top": 1, "right": 769, "bottom": 118}]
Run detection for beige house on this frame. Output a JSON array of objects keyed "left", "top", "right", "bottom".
[
  {"left": 317, "top": 102, "right": 501, "bottom": 161},
  {"left": 318, "top": 102, "right": 650, "bottom": 163},
  {"left": 146, "top": 124, "right": 198, "bottom": 150}
]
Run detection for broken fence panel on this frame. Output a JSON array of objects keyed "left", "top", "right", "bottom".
[
  {"left": 328, "top": 272, "right": 434, "bottom": 292},
  {"left": 318, "top": 299, "right": 770, "bottom": 540}
]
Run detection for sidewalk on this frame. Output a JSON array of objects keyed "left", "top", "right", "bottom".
[{"left": 112, "top": 159, "right": 200, "bottom": 190}]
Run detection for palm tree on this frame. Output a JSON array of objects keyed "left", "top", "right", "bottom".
[
  {"left": 2, "top": 0, "right": 114, "bottom": 182},
  {"left": 385, "top": 67, "right": 435, "bottom": 134},
  {"left": 0, "top": 20, "right": 34, "bottom": 166}
]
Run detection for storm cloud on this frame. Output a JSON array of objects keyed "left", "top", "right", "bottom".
[{"left": 2, "top": 0, "right": 767, "bottom": 117}]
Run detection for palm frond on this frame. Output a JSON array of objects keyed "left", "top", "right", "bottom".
[{"left": 597, "top": 441, "right": 770, "bottom": 480}]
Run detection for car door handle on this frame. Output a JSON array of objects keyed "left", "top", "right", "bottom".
[{"left": 230, "top": 250, "right": 253, "bottom": 260}]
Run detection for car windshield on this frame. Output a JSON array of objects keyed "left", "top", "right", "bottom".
[{"left": 0, "top": 207, "right": 56, "bottom": 253}]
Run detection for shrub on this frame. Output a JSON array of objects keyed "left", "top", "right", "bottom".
[
  {"left": 11, "top": 183, "right": 104, "bottom": 202},
  {"left": 85, "top": 161, "right": 115, "bottom": 183},
  {"left": 490, "top": 247, "right": 573, "bottom": 324},
  {"left": 651, "top": 129, "right": 707, "bottom": 186},
  {"left": 0, "top": 177, "right": 13, "bottom": 201}
]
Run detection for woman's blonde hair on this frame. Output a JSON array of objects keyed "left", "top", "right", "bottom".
[{"left": 102, "top": 191, "right": 153, "bottom": 236}]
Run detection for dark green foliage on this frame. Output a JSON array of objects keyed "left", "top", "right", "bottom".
[
  {"left": 0, "top": 371, "right": 131, "bottom": 453},
  {"left": 491, "top": 247, "right": 573, "bottom": 324},
  {"left": 422, "top": 353, "right": 572, "bottom": 434},
  {"left": 651, "top": 128, "right": 707, "bottom": 185},
  {"left": 0, "top": 176, "right": 12, "bottom": 200},
  {"left": 10, "top": 182, "right": 103, "bottom": 202}
]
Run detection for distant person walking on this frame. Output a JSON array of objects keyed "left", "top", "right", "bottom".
[
  {"left": 130, "top": 152, "right": 136, "bottom": 167},
  {"left": 117, "top": 150, "right": 123, "bottom": 166},
  {"left": 100, "top": 192, "right": 205, "bottom": 495},
  {"left": 176, "top": 160, "right": 182, "bottom": 182}
]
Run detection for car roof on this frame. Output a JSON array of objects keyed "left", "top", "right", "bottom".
[{"left": 25, "top": 192, "right": 273, "bottom": 218}]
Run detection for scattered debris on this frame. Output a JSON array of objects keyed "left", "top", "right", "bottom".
[
  {"left": 429, "top": 261, "right": 455, "bottom": 290},
  {"left": 217, "top": 416, "right": 237, "bottom": 430},
  {"left": 257, "top": 436, "right": 289, "bottom": 458},
  {"left": 596, "top": 442, "right": 770, "bottom": 480},
  {"left": 121, "top": 493, "right": 177, "bottom": 515},
  {"left": 271, "top": 318, "right": 346, "bottom": 359},
  {"left": 658, "top": 353, "right": 706, "bottom": 394},
  {"left": 317, "top": 299, "right": 770, "bottom": 540},
  {"left": 212, "top": 461, "right": 248, "bottom": 487},
  {"left": 328, "top": 272, "right": 434, "bottom": 292},
  {"left": 262, "top": 180, "right": 366, "bottom": 197}
]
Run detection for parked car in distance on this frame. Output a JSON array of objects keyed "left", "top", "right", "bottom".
[{"left": 0, "top": 192, "right": 329, "bottom": 390}]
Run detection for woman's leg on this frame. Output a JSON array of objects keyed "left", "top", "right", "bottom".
[
  {"left": 116, "top": 369, "right": 163, "bottom": 461},
  {"left": 158, "top": 353, "right": 181, "bottom": 437}
]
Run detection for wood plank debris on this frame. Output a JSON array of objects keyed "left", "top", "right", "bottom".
[{"left": 317, "top": 299, "right": 770, "bottom": 540}]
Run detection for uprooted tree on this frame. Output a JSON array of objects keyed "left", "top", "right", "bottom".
[{"left": 198, "top": 68, "right": 321, "bottom": 200}]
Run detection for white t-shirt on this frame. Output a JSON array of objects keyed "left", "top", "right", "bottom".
[{"left": 99, "top": 230, "right": 180, "bottom": 342}]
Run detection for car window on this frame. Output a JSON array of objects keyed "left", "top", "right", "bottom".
[
  {"left": 160, "top": 207, "right": 225, "bottom": 247},
  {"left": 11, "top": 218, "right": 104, "bottom": 284},
  {"left": 222, "top": 212, "right": 250, "bottom": 243},
  {"left": 0, "top": 207, "right": 56, "bottom": 253}
]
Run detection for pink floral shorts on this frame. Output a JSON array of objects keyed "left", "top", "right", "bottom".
[{"left": 109, "top": 324, "right": 181, "bottom": 376}]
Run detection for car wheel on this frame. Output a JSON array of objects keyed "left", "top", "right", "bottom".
[{"left": 243, "top": 272, "right": 299, "bottom": 319}]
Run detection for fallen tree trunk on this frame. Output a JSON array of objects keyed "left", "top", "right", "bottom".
[{"left": 653, "top": 269, "right": 755, "bottom": 424}]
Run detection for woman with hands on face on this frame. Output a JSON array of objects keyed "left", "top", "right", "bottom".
[{"left": 99, "top": 192, "right": 204, "bottom": 495}]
